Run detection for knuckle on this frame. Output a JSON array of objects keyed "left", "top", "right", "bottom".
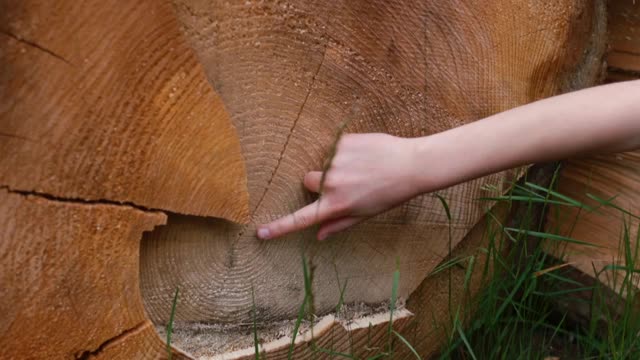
[{"left": 329, "top": 196, "right": 351, "bottom": 214}]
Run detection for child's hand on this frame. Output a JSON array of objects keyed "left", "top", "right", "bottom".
[
  {"left": 256, "top": 133, "right": 425, "bottom": 241},
  {"left": 256, "top": 81, "right": 640, "bottom": 241}
]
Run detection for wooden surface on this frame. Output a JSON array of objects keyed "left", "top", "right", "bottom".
[
  {"left": 546, "top": 152, "right": 640, "bottom": 295},
  {"left": 0, "top": 0, "right": 610, "bottom": 359},
  {"left": 166, "top": 200, "right": 510, "bottom": 359},
  {"left": 201, "top": 310, "right": 413, "bottom": 360},
  {"left": 0, "top": 0, "right": 249, "bottom": 222},
  {"left": 140, "top": 0, "right": 606, "bottom": 327},
  {"left": 607, "top": 0, "right": 640, "bottom": 74},
  {"left": 546, "top": 0, "right": 640, "bottom": 291},
  {"left": 0, "top": 188, "right": 189, "bottom": 359}
]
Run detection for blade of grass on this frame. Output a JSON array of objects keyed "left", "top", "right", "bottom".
[
  {"left": 288, "top": 257, "right": 310, "bottom": 360},
  {"left": 532, "top": 262, "right": 575, "bottom": 278},
  {"left": 455, "top": 319, "right": 477, "bottom": 360},
  {"left": 166, "top": 287, "right": 179, "bottom": 360},
  {"left": 525, "top": 182, "right": 594, "bottom": 210},
  {"left": 252, "top": 286, "right": 260, "bottom": 360},
  {"left": 504, "top": 228, "right": 600, "bottom": 247},
  {"left": 478, "top": 196, "right": 576, "bottom": 207},
  {"left": 387, "top": 258, "right": 401, "bottom": 354},
  {"left": 586, "top": 193, "right": 640, "bottom": 220},
  {"left": 392, "top": 330, "right": 421, "bottom": 360},
  {"left": 312, "top": 346, "right": 356, "bottom": 359}
]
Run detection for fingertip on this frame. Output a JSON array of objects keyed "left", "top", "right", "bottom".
[{"left": 257, "top": 227, "right": 271, "bottom": 240}]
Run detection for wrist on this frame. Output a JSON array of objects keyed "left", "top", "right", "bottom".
[{"left": 407, "top": 135, "right": 452, "bottom": 194}]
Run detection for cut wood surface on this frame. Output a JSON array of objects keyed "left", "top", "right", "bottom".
[
  {"left": 140, "top": 0, "right": 606, "bottom": 328},
  {"left": 203, "top": 309, "right": 413, "bottom": 360},
  {"left": 546, "top": 0, "right": 640, "bottom": 291},
  {"left": 606, "top": 0, "right": 640, "bottom": 74},
  {"left": 0, "top": 188, "right": 189, "bottom": 359},
  {"left": 0, "top": 0, "right": 610, "bottom": 359},
  {"left": 0, "top": 0, "right": 249, "bottom": 222},
  {"left": 546, "top": 152, "right": 640, "bottom": 289},
  {"left": 161, "top": 199, "right": 511, "bottom": 358}
]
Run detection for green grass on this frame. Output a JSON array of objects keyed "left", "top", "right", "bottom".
[{"left": 439, "top": 178, "right": 640, "bottom": 359}]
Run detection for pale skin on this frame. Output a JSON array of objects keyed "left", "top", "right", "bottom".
[{"left": 257, "top": 80, "right": 640, "bottom": 241}]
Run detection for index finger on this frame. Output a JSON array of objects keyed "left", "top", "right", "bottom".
[{"left": 257, "top": 200, "right": 331, "bottom": 240}]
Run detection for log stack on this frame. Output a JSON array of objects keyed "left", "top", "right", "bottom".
[
  {"left": 0, "top": 0, "right": 607, "bottom": 358},
  {"left": 545, "top": 0, "right": 640, "bottom": 324}
]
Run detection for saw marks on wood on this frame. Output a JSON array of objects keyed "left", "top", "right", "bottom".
[
  {"left": 0, "top": 188, "right": 189, "bottom": 359},
  {"left": 139, "top": 0, "right": 606, "bottom": 325},
  {"left": 0, "top": 0, "right": 249, "bottom": 222}
]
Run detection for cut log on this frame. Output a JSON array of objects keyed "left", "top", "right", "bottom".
[
  {"left": 544, "top": 0, "right": 640, "bottom": 320},
  {"left": 606, "top": 0, "right": 640, "bottom": 75},
  {"left": 0, "top": 0, "right": 608, "bottom": 359},
  {"left": 0, "top": 188, "right": 189, "bottom": 359},
  {"left": 140, "top": 0, "right": 606, "bottom": 355},
  {"left": 0, "top": 0, "right": 249, "bottom": 222},
  {"left": 206, "top": 309, "right": 414, "bottom": 360}
]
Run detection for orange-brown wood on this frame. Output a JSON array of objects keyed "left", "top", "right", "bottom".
[
  {"left": 606, "top": 0, "right": 640, "bottom": 74},
  {"left": 0, "top": 0, "right": 249, "bottom": 222},
  {"left": 0, "top": 0, "right": 609, "bottom": 359},
  {"left": 141, "top": 0, "right": 605, "bottom": 327},
  {"left": 0, "top": 188, "right": 189, "bottom": 359},
  {"left": 546, "top": 0, "right": 640, "bottom": 291},
  {"left": 542, "top": 1, "right": 640, "bottom": 333}
]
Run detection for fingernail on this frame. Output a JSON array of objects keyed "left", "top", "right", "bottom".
[{"left": 257, "top": 228, "right": 271, "bottom": 240}]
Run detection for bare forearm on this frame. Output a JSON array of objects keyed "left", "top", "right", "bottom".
[{"left": 413, "top": 80, "right": 640, "bottom": 192}]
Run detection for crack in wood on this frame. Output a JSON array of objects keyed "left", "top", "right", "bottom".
[
  {"left": 0, "top": 28, "right": 73, "bottom": 65},
  {"left": 0, "top": 185, "right": 164, "bottom": 215},
  {"left": 251, "top": 44, "right": 328, "bottom": 215},
  {"left": 612, "top": 49, "right": 640, "bottom": 57},
  {"left": 74, "top": 321, "right": 151, "bottom": 359},
  {"left": 220, "top": 45, "right": 329, "bottom": 286},
  {"left": 608, "top": 66, "right": 640, "bottom": 78},
  {"left": 0, "top": 131, "right": 35, "bottom": 142}
]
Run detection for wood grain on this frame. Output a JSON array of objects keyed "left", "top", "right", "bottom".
[
  {"left": 0, "top": 188, "right": 189, "bottom": 359},
  {"left": 140, "top": 0, "right": 606, "bottom": 328},
  {"left": 545, "top": 0, "right": 640, "bottom": 292},
  {"left": 0, "top": 0, "right": 249, "bottom": 222},
  {"left": 546, "top": 152, "right": 640, "bottom": 288},
  {"left": 199, "top": 309, "right": 413, "bottom": 360},
  {"left": 606, "top": 0, "right": 640, "bottom": 74}
]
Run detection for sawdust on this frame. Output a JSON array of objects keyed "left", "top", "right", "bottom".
[{"left": 155, "top": 299, "right": 405, "bottom": 358}]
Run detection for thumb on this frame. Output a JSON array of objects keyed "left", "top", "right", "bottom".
[{"left": 303, "top": 171, "right": 322, "bottom": 193}]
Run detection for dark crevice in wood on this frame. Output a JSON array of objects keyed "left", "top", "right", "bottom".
[
  {"left": 0, "top": 131, "right": 35, "bottom": 142},
  {"left": 73, "top": 321, "right": 150, "bottom": 360},
  {"left": 0, "top": 28, "right": 73, "bottom": 65},
  {"left": 251, "top": 44, "right": 328, "bottom": 215},
  {"left": 611, "top": 49, "right": 640, "bottom": 57},
  {"left": 608, "top": 66, "right": 640, "bottom": 79},
  {"left": 0, "top": 185, "right": 166, "bottom": 216}
]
